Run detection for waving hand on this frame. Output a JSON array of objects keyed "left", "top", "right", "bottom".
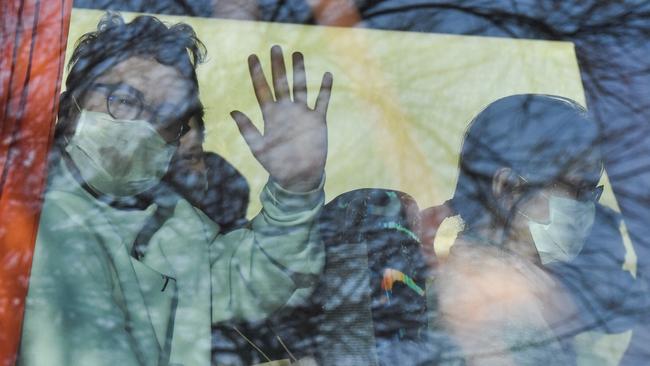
[{"left": 231, "top": 45, "right": 333, "bottom": 192}]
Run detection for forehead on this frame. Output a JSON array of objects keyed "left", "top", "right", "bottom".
[
  {"left": 568, "top": 161, "right": 602, "bottom": 185},
  {"left": 554, "top": 153, "right": 602, "bottom": 188},
  {"left": 95, "top": 56, "right": 193, "bottom": 105}
]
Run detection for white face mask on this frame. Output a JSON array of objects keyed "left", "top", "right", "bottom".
[
  {"left": 524, "top": 195, "right": 596, "bottom": 265},
  {"left": 65, "top": 110, "right": 177, "bottom": 197}
]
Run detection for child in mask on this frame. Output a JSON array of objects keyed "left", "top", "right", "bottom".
[{"left": 429, "top": 94, "right": 604, "bottom": 365}]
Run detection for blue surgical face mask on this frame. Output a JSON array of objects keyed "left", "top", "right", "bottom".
[
  {"left": 65, "top": 110, "right": 177, "bottom": 197},
  {"left": 521, "top": 195, "right": 595, "bottom": 265}
]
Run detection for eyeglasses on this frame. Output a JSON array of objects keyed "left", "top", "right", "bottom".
[
  {"left": 575, "top": 184, "right": 604, "bottom": 202},
  {"left": 88, "top": 82, "right": 191, "bottom": 142},
  {"left": 519, "top": 175, "right": 604, "bottom": 203}
]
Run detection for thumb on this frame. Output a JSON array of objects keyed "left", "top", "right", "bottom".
[{"left": 230, "top": 110, "right": 264, "bottom": 155}]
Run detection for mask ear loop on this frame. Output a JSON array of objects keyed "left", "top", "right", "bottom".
[
  {"left": 201, "top": 174, "right": 208, "bottom": 193},
  {"left": 500, "top": 174, "right": 539, "bottom": 245},
  {"left": 72, "top": 94, "right": 82, "bottom": 113},
  {"left": 62, "top": 95, "right": 84, "bottom": 146},
  {"left": 513, "top": 175, "right": 536, "bottom": 222}
]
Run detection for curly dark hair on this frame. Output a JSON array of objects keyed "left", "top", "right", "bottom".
[{"left": 56, "top": 12, "right": 207, "bottom": 143}]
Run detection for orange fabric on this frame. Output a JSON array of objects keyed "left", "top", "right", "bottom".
[
  {"left": 0, "top": 0, "right": 72, "bottom": 363},
  {"left": 418, "top": 202, "right": 455, "bottom": 266},
  {"left": 310, "top": 0, "right": 361, "bottom": 27}
]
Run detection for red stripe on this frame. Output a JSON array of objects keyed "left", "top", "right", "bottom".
[{"left": 0, "top": 1, "right": 72, "bottom": 364}]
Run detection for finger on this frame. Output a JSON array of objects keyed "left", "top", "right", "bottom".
[
  {"left": 292, "top": 51, "right": 307, "bottom": 105},
  {"left": 314, "top": 72, "right": 333, "bottom": 116},
  {"left": 270, "top": 45, "right": 290, "bottom": 101},
  {"left": 248, "top": 54, "right": 274, "bottom": 106},
  {"left": 230, "top": 110, "right": 264, "bottom": 154}
]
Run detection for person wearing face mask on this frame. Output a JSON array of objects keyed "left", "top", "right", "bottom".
[
  {"left": 161, "top": 111, "right": 250, "bottom": 233},
  {"left": 514, "top": 176, "right": 599, "bottom": 266},
  {"left": 19, "top": 13, "right": 332, "bottom": 366},
  {"left": 129, "top": 112, "right": 251, "bottom": 262},
  {"left": 426, "top": 94, "right": 609, "bottom": 365}
]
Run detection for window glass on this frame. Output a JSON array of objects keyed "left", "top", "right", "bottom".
[{"left": 4, "top": 1, "right": 649, "bottom": 365}]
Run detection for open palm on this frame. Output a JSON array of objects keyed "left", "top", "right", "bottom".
[{"left": 231, "top": 45, "right": 333, "bottom": 192}]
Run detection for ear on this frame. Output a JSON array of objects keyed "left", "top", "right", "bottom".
[{"left": 492, "top": 167, "right": 520, "bottom": 201}]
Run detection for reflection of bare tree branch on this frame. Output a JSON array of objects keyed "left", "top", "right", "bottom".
[
  {"left": 349, "top": 2, "right": 650, "bottom": 363},
  {"left": 62, "top": 1, "right": 650, "bottom": 363}
]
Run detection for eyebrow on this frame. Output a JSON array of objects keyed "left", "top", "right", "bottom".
[
  {"left": 114, "top": 83, "right": 146, "bottom": 102},
  {"left": 92, "top": 81, "right": 146, "bottom": 100}
]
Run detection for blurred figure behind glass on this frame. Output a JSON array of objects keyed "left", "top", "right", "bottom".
[
  {"left": 434, "top": 94, "right": 604, "bottom": 365},
  {"left": 164, "top": 113, "right": 250, "bottom": 232}
]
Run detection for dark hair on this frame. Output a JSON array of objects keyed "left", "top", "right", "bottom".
[
  {"left": 56, "top": 12, "right": 207, "bottom": 143},
  {"left": 190, "top": 104, "right": 206, "bottom": 142},
  {"left": 450, "top": 94, "right": 603, "bottom": 229}
]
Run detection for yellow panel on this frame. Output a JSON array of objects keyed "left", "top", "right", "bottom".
[
  {"left": 66, "top": 4, "right": 635, "bottom": 278},
  {"left": 65, "top": 9, "right": 634, "bottom": 364},
  {"left": 66, "top": 9, "right": 589, "bottom": 213},
  {"left": 66, "top": 7, "right": 635, "bottom": 257}
]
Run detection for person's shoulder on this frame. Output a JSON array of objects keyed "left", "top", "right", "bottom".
[
  {"left": 204, "top": 152, "right": 234, "bottom": 171},
  {"left": 41, "top": 186, "right": 98, "bottom": 230},
  {"left": 34, "top": 192, "right": 115, "bottom": 285},
  {"left": 169, "top": 198, "right": 221, "bottom": 237},
  {"left": 204, "top": 152, "right": 246, "bottom": 181},
  {"left": 43, "top": 159, "right": 99, "bottom": 216}
]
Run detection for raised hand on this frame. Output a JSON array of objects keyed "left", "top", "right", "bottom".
[{"left": 231, "top": 45, "right": 333, "bottom": 192}]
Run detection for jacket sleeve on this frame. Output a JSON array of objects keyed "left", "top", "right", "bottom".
[
  {"left": 209, "top": 178, "right": 325, "bottom": 323},
  {"left": 18, "top": 201, "right": 149, "bottom": 366}
]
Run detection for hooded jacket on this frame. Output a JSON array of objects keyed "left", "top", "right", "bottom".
[{"left": 19, "top": 161, "right": 325, "bottom": 366}]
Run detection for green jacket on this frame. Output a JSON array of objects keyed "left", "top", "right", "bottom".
[{"left": 19, "top": 162, "right": 325, "bottom": 366}]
